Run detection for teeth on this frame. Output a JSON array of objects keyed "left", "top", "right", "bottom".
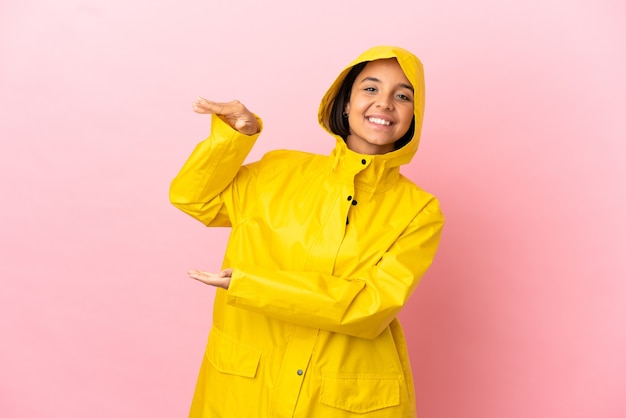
[{"left": 368, "top": 117, "right": 391, "bottom": 126}]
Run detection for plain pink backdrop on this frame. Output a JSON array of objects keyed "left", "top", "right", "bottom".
[{"left": 1, "top": 0, "right": 625, "bottom": 417}]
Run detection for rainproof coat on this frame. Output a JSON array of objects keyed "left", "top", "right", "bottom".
[{"left": 170, "top": 46, "right": 444, "bottom": 417}]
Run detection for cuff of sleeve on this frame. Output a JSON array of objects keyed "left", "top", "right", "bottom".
[{"left": 225, "top": 267, "right": 244, "bottom": 301}]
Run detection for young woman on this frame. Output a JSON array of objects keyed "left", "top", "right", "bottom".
[{"left": 170, "top": 45, "right": 444, "bottom": 417}]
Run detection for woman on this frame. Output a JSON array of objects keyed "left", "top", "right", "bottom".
[{"left": 170, "top": 45, "right": 444, "bottom": 417}]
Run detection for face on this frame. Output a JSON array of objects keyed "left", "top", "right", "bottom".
[{"left": 344, "top": 59, "right": 414, "bottom": 155}]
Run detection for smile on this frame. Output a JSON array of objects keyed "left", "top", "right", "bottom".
[{"left": 367, "top": 117, "right": 392, "bottom": 126}]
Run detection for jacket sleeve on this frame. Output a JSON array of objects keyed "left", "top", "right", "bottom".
[
  {"left": 169, "top": 115, "right": 262, "bottom": 226},
  {"left": 226, "top": 199, "right": 444, "bottom": 339}
]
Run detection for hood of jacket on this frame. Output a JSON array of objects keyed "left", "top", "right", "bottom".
[{"left": 319, "top": 45, "right": 425, "bottom": 169}]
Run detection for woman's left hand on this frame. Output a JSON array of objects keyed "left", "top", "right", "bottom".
[{"left": 188, "top": 268, "right": 233, "bottom": 289}]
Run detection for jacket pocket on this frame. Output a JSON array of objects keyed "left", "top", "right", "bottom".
[
  {"left": 320, "top": 373, "right": 401, "bottom": 413},
  {"left": 206, "top": 326, "right": 262, "bottom": 378}
]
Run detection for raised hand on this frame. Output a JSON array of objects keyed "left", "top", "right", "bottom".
[{"left": 192, "top": 97, "right": 260, "bottom": 135}]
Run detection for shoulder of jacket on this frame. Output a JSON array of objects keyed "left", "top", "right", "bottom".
[
  {"left": 262, "top": 149, "right": 319, "bottom": 160},
  {"left": 252, "top": 150, "right": 328, "bottom": 189},
  {"left": 396, "top": 175, "right": 442, "bottom": 209},
  {"left": 397, "top": 174, "right": 432, "bottom": 196},
  {"left": 259, "top": 149, "right": 326, "bottom": 171}
]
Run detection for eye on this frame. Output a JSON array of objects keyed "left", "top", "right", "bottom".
[
  {"left": 396, "top": 93, "right": 412, "bottom": 102},
  {"left": 363, "top": 87, "right": 377, "bottom": 93}
]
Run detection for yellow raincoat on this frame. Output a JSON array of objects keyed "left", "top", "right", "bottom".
[{"left": 170, "top": 46, "right": 444, "bottom": 417}]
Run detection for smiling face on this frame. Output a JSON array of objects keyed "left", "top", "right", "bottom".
[{"left": 344, "top": 59, "right": 414, "bottom": 155}]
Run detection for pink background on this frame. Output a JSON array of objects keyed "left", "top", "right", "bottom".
[{"left": 1, "top": 0, "right": 625, "bottom": 417}]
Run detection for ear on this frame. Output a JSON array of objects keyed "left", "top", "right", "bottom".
[{"left": 344, "top": 103, "right": 351, "bottom": 114}]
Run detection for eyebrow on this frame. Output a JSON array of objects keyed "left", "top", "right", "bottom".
[{"left": 360, "top": 76, "right": 414, "bottom": 92}]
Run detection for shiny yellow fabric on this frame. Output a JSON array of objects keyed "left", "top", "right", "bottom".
[{"left": 170, "top": 46, "right": 444, "bottom": 418}]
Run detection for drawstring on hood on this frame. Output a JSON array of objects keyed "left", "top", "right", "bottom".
[{"left": 319, "top": 45, "right": 426, "bottom": 169}]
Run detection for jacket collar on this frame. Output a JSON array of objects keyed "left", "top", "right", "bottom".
[{"left": 329, "top": 137, "right": 401, "bottom": 201}]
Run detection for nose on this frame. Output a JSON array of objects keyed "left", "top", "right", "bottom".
[{"left": 376, "top": 94, "right": 393, "bottom": 110}]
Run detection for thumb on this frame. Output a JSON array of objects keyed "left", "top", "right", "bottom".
[
  {"left": 234, "top": 118, "right": 258, "bottom": 136},
  {"left": 219, "top": 268, "right": 233, "bottom": 278}
]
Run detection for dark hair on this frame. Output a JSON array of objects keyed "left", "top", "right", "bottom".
[
  {"left": 329, "top": 62, "right": 368, "bottom": 139},
  {"left": 394, "top": 118, "right": 415, "bottom": 150},
  {"left": 328, "top": 61, "right": 415, "bottom": 151}
]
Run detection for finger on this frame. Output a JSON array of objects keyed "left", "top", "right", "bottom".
[
  {"left": 189, "top": 275, "right": 215, "bottom": 286},
  {"left": 188, "top": 270, "right": 218, "bottom": 282},
  {"left": 192, "top": 101, "right": 214, "bottom": 114},
  {"left": 195, "top": 98, "right": 246, "bottom": 116},
  {"left": 188, "top": 269, "right": 229, "bottom": 289},
  {"left": 188, "top": 269, "right": 218, "bottom": 277},
  {"left": 192, "top": 98, "right": 221, "bottom": 114}
]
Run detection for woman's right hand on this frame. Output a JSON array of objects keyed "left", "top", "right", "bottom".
[{"left": 192, "top": 97, "right": 260, "bottom": 135}]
